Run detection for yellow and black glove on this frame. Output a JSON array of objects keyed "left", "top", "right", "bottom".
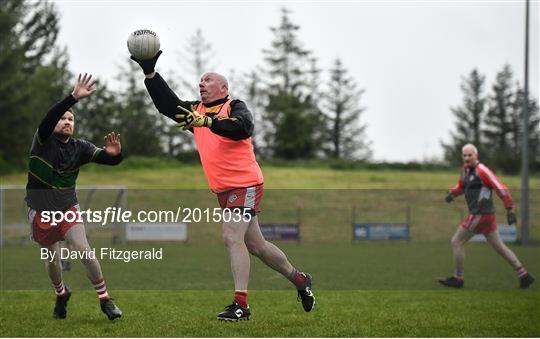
[{"left": 175, "top": 105, "right": 212, "bottom": 130}]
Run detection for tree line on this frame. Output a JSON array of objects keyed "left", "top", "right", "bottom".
[
  {"left": 1, "top": 1, "right": 538, "bottom": 175},
  {"left": 442, "top": 66, "right": 540, "bottom": 173},
  {"left": 0, "top": 3, "right": 370, "bottom": 173}
]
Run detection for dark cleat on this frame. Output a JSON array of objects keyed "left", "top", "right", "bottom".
[
  {"left": 438, "top": 276, "right": 464, "bottom": 289},
  {"left": 53, "top": 287, "right": 71, "bottom": 319},
  {"left": 217, "top": 302, "right": 251, "bottom": 322},
  {"left": 520, "top": 274, "right": 535, "bottom": 289},
  {"left": 297, "top": 272, "right": 315, "bottom": 312},
  {"left": 100, "top": 298, "right": 122, "bottom": 320}
]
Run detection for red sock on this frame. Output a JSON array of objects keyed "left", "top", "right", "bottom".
[
  {"left": 291, "top": 271, "right": 307, "bottom": 288},
  {"left": 234, "top": 291, "right": 248, "bottom": 308}
]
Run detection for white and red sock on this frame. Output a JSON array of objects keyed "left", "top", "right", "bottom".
[
  {"left": 53, "top": 281, "right": 67, "bottom": 296},
  {"left": 517, "top": 267, "right": 528, "bottom": 278},
  {"left": 234, "top": 290, "right": 248, "bottom": 308},
  {"left": 92, "top": 278, "right": 110, "bottom": 300}
]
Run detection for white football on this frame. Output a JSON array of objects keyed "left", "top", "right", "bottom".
[{"left": 127, "top": 29, "right": 160, "bottom": 60}]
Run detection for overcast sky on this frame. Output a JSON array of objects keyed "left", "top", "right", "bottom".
[{"left": 53, "top": 0, "right": 539, "bottom": 162}]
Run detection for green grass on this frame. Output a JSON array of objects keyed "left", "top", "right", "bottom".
[
  {"left": 2, "top": 242, "right": 539, "bottom": 290},
  {"left": 1, "top": 290, "right": 538, "bottom": 337},
  {"left": 1, "top": 243, "right": 539, "bottom": 336},
  {"left": 2, "top": 163, "right": 540, "bottom": 336}
]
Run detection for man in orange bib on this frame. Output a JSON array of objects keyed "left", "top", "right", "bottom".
[{"left": 131, "top": 51, "right": 315, "bottom": 321}]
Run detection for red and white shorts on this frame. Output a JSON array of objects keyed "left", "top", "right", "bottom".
[
  {"left": 217, "top": 184, "right": 264, "bottom": 216},
  {"left": 461, "top": 214, "right": 497, "bottom": 235},
  {"left": 28, "top": 205, "right": 81, "bottom": 247}
]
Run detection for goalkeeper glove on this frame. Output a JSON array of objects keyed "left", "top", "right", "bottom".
[
  {"left": 507, "top": 209, "right": 517, "bottom": 225},
  {"left": 445, "top": 192, "right": 454, "bottom": 203},
  {"left": 130, "top": 50, "right": 162, "bottom": 75},
  {"left": 175, "top": 105, "right": 212, "bottom": 130}
]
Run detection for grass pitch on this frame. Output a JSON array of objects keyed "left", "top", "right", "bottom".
[
  {"left": 1, "top": 242, "right": 539, "bottom": 337},
  {"left": 2, "top": 289, "right": 538, "bottom": 337},
  {"left": 1, "top": 164, "right": 539, "bottom": 336}
]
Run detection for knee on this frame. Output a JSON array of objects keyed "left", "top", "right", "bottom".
[
  {"left": 222, "top": 228, "right": 243, "bottom": 248},
  {"left": 451, "top": 237, "right": 462, "bottom": 249}
]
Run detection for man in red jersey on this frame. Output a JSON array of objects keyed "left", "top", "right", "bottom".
[
  {"left": 131, "top": 51, "right": 315, "bottom": 321},
  {"left": 440, "top": 143, "right": 534, "bottom": 289}
]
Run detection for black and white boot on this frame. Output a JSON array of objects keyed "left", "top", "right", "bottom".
[{"left": 217, "top": 302, "right": 251, "bottom": 321}]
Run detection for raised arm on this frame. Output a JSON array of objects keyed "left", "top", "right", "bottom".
[
  {"left": 38, "top": 73, "right": 96, "bottom": 141},
  {"left": 130, "top": 50, "right": 195, "bottom": 123},
  {"left": 144, "top": 72, "right": 196, "bottom": 122}
]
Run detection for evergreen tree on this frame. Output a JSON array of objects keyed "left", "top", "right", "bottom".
[
  {"left": 25, "top": 46, "right": 72, "bottom": 127},
  {"left": 266, "top": 93, "right": 321, "bottom": 159},
  {"left": 483, "top": 64, "right": 514, "bottom": 171},
  {"left": 263, "top": 8, "right": 310, "bottom": 96},
  {"left": 0, "top": 0, "right": 68, "bottom": 170},
  {"left": 323, "top": 59, "right": 371, "bottom": 160},
  {"left": 262, "top": 8, "right": 322, "bottom": 159},
  {"left": 177, "top": 28, "right": 215, "bottom": 98},
  {"left": 508, "top": 85, "right": 540, "bottom": 172},
  {"left": 441, "top": 69, "right": 486, "bottom": 165}
]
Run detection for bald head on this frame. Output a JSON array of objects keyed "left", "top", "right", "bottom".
[
  {"left": 199, "top": 72, "right": 229, "bottom": 104},
  {"left": 462, "top": 143, "right": 479, "bottom": 167}
]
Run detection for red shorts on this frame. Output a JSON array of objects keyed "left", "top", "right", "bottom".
[
  {"left": 461, "top": 214, "right": 497, "bottom": 235},
  {"left": 217, "top": 184, "right": 264, "bottom": 215},
  {"left": 29, "top": 205, "right": 81, "bottom": 247}
]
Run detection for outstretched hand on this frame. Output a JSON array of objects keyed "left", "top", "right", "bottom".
[
  {"left": 103, "top": 132, "right": 121, "bottom": 156},
  {"left": 71, "top": 73, "right": 97, "bottom": 100}
]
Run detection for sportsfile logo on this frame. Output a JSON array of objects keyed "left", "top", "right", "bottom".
[{"left": 39, "top": 206, "right": 252, "bottom": 226}]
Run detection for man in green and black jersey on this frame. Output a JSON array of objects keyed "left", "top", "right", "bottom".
[{"left": 26, "top": 73, "right": 123, "bottom": 320}]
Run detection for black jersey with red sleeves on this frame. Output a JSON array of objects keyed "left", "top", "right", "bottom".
[{"left": 449, "top": 162, "right": 513, "bottom": 215}]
